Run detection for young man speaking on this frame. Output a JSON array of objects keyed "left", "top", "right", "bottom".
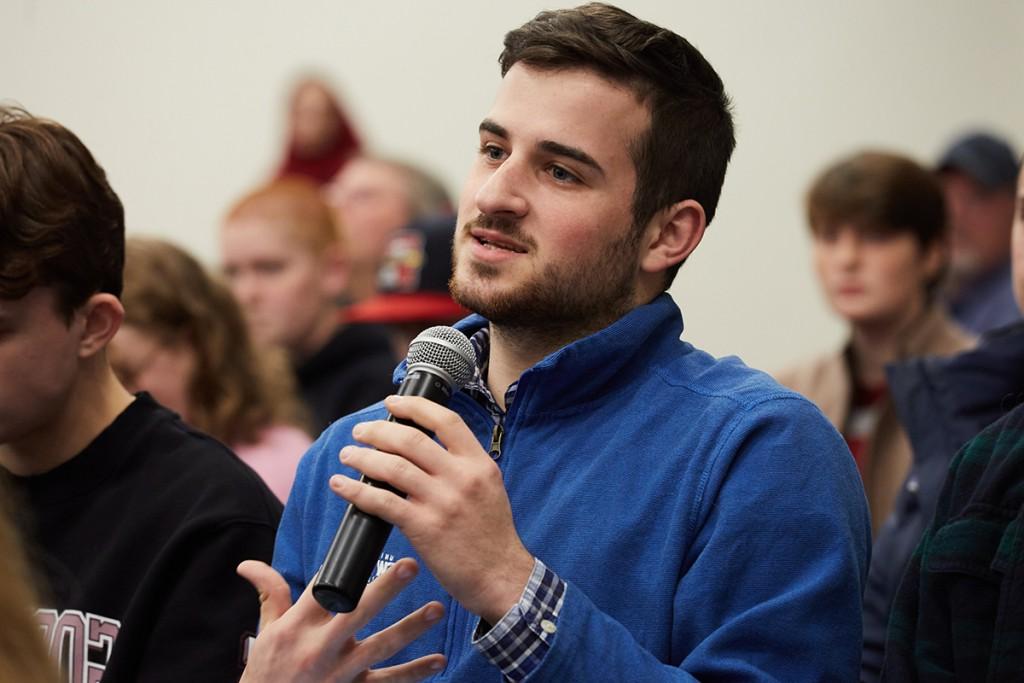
[{"left": 241, "top": 4, "right": 870, "bottom": 681}]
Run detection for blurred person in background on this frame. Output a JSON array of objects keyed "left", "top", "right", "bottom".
[
  {"left": 0, "top": 477, "right": 57, "bottom": 683},
  {"left": 936, "top": 131, "right": 1021, "bottom": 334},
  {"left": 0, "top": 106, "right": 279, "bottom": 682},
  {"left": 221, "top": 177, "right": 396, "bottom": 432},
  {"left": 345, "top": 214, "right": 467, "bottom": 358},
  {"left": 323, "top": 155, "right": 452, "bottom": 303},
  {"left": 109, "top": 237, "right": 312, "bottom": 502},
  {"left": 882, "top": 162, "right": 1024, "bottom": 681},
  {"left": 778, "top": 151, "right": 973, "bottom": 536},
  {"left": 776, "top": 151, "right": 977, "bottom": 681},
  {"left": 276, "top": 76, "right": 361, "bottom": 185}
]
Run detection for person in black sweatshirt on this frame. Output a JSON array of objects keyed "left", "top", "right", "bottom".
[
  {"left": 0, "top": 106, "right": 281, "bottom": 683},
  {"left": 220, "top": 177, "right": 397, "bottom": 433}
]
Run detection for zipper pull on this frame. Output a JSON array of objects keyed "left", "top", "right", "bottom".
[{"left": 489, "top": 423, "right": 504, "bottom": 459}]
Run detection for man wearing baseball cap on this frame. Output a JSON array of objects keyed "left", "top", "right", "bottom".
[
  {"left": 937, "top": 131, "right": 1021, "bottom": 334},
  {"left": 345, "top": 215, "right": 468, "bottom": 358}
]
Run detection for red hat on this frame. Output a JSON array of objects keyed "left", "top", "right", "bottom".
[{"left": 345, "top": 215, "right": 468, "bottom": 324}]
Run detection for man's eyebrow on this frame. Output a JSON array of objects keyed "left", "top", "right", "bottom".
[
  {"left": 479, "top": 118, "right": 605, "bottom": 177},
  {"left": 538, "top": 140, "right": 604, "bottom": 177},
  {"left": 479, "top": 119, "right": 509, "bottom": 139}
]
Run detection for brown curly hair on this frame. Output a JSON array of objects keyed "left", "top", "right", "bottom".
[{"left": 119, "top": 237, "right": 308, "bottom": 445}]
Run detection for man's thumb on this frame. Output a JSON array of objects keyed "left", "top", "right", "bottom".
[{"left": 237, "top": 560, "right": 293, "bottom": 628}]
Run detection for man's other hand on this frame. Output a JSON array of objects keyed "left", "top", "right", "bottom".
[{"left": 237, "top": 558, "right": 445, "bottom": 682}]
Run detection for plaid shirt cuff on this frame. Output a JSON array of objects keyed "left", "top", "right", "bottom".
[{"left": 472, "top": 558, "right": 566, "bottom": 682}]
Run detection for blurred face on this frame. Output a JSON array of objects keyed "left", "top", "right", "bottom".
[
  {"left": 941, "top": 171, "right": 1016, "bottom": 278},
  {"left": 1012, "top": 170, "right": 1024, "bottom": 310},
  {"left": 813, "top": 224, "right": 941, "bottom": 328},
  {"left": 450, "top": 65, "right": 648, "bottom": 332},
  {"left": 324, "top": 158, "right": 413, "bottom": 268},
  {"left": 221, "top": 218, "right": 335, "bottom": 356},
  {"left": 290, "top": 83, "right": 338, "bottom": 157},
  {"left": 108, "top": 325, "right": 194, "bottom": 419},
  {"left": 0, "top": 287, "right": 85, "bottom": 448}
]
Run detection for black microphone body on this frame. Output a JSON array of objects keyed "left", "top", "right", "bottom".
[
  {"left": 313, "top": 369, "right": 452, "bottom": 612},
  {"left": 312, "top": 327, "right": 475, "bottom": 613}
]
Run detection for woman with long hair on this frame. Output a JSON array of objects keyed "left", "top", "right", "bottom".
[
  {"left": 276, "top": 76, "right": 361, "bottom": 184},
  {"left": 109, "top": 237, "right": 311, "bottom": 501}
]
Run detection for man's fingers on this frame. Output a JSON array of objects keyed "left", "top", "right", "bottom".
[
  {"left": 342, "top": 601, "right": 446, "bottom": 680},
  {"left": 237, "top": 560, "right": 293, "bottom": 628},
  {"left": 350, "top": 418, "right": 446, "bottom": 475},
  {"left": 330, "top": 475, "right": 409, "bottom": 526},
  {"left": 359, "top": 653, "right": 446, "bottom": 682},
  {"left": 381, "top": 395, "right": 481, "bottom": 456},
  {"left": 339, "top": 446, "right": 432, "bottom": 499},
  {"left": 325, "top": 558, "right": 421, "bottom": 642}
]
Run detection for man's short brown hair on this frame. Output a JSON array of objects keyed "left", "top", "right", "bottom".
[
  {"left": 0, "top": 106, "right": 125, "bottom": 319},
  {"left": 500, "top": 3, "right": 736, "bottom": 287},
  {"left": 806, "top": 151, "right": 947, "bottom": 248},
  {"left": 807, "top": 151, "right": 949, "bottom": 297}
]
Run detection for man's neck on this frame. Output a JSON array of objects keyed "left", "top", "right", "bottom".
[
  {"left": 848, "top": 298, "right": 927, "bottom": 387},
  {"left": 485, "top": 322, "right": 603, "bottom": 410},
  {"left": 293, "top": 315, "right": 343, "bottom": 364},
  {"left": 483, "top": 292, "right": 658, "bottom": 408},
  {"left": 0, "top": 363, "right": 135, "bottom": 476}
]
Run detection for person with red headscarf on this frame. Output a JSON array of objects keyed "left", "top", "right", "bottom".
[{"left": 276, "top": 77, "right": 361, "bottom": 185}]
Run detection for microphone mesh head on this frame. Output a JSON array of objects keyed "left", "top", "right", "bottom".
[{"left": 406, "top": 326, "right": 476, "bottom": 389}]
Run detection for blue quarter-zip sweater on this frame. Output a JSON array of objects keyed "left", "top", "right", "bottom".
[{"left": 274, "top": 294, "right": 871, "bottom": 681}]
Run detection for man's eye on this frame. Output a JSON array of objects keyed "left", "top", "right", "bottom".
[
  {"left": 479, "top": 144, "right": 506, "bottom": 162},
  {"left": 549, "top": 165, "right": 580, "bottom": 184},
  {"left": 255, "top": 262, "right": 285, "bottom": 275}
]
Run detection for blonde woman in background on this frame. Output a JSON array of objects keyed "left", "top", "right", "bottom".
[{"left": 109, "top": 237, "right": 311, "bottom": 502}]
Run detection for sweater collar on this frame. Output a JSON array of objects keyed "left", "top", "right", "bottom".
[
  {"left": 843, "top": 305, "right": 972, "bottom": 368},
  {"left": 395, "top": 293, "right": 685, "bottom": 415}
]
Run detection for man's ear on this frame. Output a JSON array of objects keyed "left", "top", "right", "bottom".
[
  {"left": 921, "top": 238, "right": 947, "bottom": 282},
  {"left": 78, "top": 293, "right": 125, "bottom": 359},
  {"left": 320, "top": 243, "right": 351, "bottom": 299},
  {"left": 639, "top": 199, "right": 707, "bottom": 275}
]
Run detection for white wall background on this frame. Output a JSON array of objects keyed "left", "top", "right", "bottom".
[{"left": 3, "top": 0, "right": 1022, "bottom": 371}]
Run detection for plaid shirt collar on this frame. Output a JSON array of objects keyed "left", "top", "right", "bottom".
[{"left": 464, "top": 325, "right": 518, "bottom": 421}]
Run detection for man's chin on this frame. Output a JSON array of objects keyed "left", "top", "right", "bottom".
[{"left": 451, "top": 277, "right": 525, "bottom": 323}]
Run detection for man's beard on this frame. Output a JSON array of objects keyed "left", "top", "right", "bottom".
[{"left": 449, "top": 215, "right": 643, "bottom": 343}]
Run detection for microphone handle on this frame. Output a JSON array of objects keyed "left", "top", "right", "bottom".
[{"left": 312, "top": 369, "right": 453, "bottom": 613}]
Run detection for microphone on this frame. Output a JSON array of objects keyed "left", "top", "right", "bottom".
[{"left": 312, "top": 325, "right": 476, "bottom": 613}]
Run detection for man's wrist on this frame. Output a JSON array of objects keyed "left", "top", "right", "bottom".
[
  {"left": 472, "top": 558, "right": 567, "bottom": 681},
  {"left": 475, "top": 551, "right": 536, "bottom": 624}
]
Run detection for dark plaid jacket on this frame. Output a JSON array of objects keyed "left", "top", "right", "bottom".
[
  {"left": 882, "top": 402, "right": 1024, "bottom": 681},
  {"left": 862, "top": 321, "right": 1024, "bottom": 682}
]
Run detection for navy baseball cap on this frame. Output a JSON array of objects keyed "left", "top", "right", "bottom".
[
  {"left": 937, "top": 131, "right": 1019, "bottom": 190},
  {"left": 345, "top": 214, "right": 468, "bottom": 324}
]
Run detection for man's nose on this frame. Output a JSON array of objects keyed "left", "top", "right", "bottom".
[
  {"left": 833, "top": 232, "right": 862, "bottom": 266},
  {"left": 474, "top": 157, "right": 529, "bottom": 219},
  {"left": 230, "top": 272, "right": 261, "bottom": 307}
]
